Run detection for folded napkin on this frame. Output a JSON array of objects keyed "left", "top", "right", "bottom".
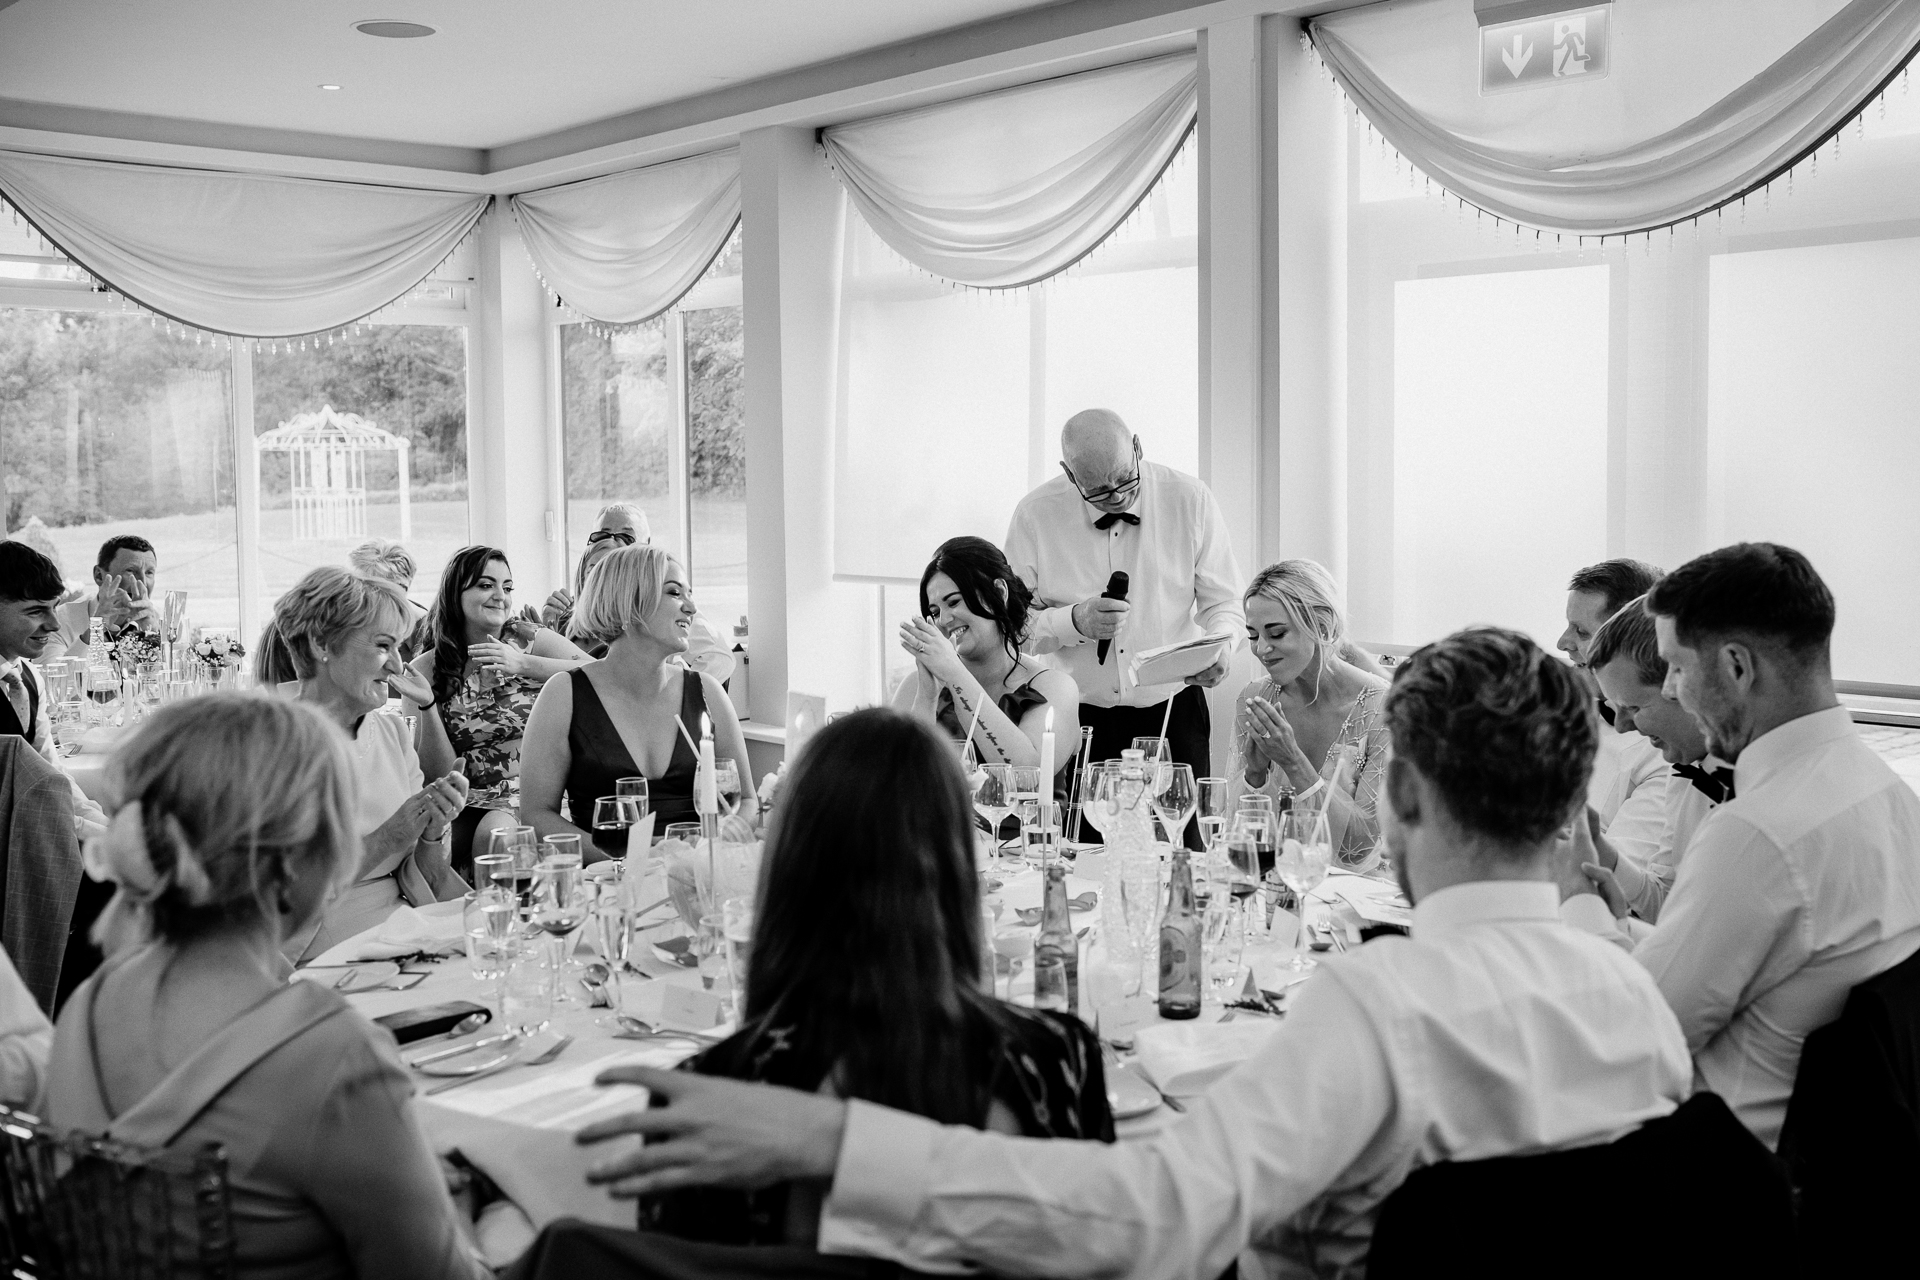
[
  {"left": 663, "top": 838, "right": 762, "bottom": 928},
  {"left": 329, "top": 902, "right": 466, "bottom": 963},
  {"left": 1315, "top": 872, "right": 1412, "bottom": 929},
  {"left": 1133, "top": 1019, "right": 1281, "bottom": 1097}
]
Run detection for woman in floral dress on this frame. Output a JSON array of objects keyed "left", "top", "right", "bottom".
[{"left": 404, "top": 546, "right": 591, "bottom": 875}]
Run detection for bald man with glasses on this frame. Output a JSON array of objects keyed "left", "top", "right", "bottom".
[{"left": 1005, "top": 411, "right": 1244, "bottom": 830}]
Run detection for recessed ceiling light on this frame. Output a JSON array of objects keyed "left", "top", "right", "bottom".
[
  {"left": 319, "top": 83, "right": 343, "bottom": 91},
  {"left": 354, "top": 19, "right": 436, "bottom": 38}
]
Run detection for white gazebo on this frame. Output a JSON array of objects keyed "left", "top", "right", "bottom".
[{"left": 252, "top": 404, "right": 411, "bottom": 541}]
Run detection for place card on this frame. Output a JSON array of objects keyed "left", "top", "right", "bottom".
[{"left": 659, "top": 983, "right": 725, "bottom": 1029}]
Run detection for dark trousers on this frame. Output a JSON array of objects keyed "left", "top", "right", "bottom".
[{"left": 1076, "top": 685, "right": 1210, "bottom": 848}]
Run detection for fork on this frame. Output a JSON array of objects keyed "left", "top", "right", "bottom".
[{"left": 424, "top": 1035, "right": 573, "bottom": 1095}]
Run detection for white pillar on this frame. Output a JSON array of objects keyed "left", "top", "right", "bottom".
[
  {"left": 469, "top": 205, "right": 560, "bottom": 598},
  {"left": 230, "top": 343, "right": 263, "bottom": 646},
  {"left": 1270, "top": 21, "right": 1348, "bottom": 579},
  {"left": 740, "top": 125, "right": 871, "bottom": 724}
]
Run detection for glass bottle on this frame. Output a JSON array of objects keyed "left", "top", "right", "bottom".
[
  {"left": 1034, "top": 860, "right": 1079, "bottom": 1015},
  {"left": 1158, "top": 848, "right": 1202, "bottom": 1020}
]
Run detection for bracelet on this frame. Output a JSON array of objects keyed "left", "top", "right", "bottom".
[
  {"left": 1294, "top": 779, "right": 1327, "bottom": 803},
  {"left": 412, "top": 696, "right": 437, "bottom": 711}
]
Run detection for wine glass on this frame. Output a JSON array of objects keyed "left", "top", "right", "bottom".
[
  {"left": 1119, "top": 851, "right": 1160, "bottom": 997},
  {"left": 1276, "top": 809, "right": 1333, "bottom": 973},
  {"left": 1150, "top": 763, "right": 1196, "bottom": 850},
  {"left": 974, "top": 764, "right": 1013, "bottom": 862},
  {"left": 531, "top": 859, "right": 589, "bottom": 1005},
  {"left": 615, "top": 776, "right": 649, "bottom": 820},
  {"left": 591, "top": 880, "right": 632, "bottom": 1025},
  {"left": 488, "top": 825, "right": 540, "bottom": 921}
]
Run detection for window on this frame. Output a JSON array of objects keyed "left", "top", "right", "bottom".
[
  {"left": 251, "top": 324, "right": 470, "bottom": 614},
  {"left": 833, "top": 154, "right": 1199, "bottom": 584},
  {"left": 1390, "top": 266, "right": 1610, "bottom": 648},
  {"left": 1707, "top": 237, "right": 1920, "bottom": 686},
  {"left": 0, "top": 309, "right": 240, "bottom": 629},
  {"left": 559, "top": 227, "right": 746, "bottom": 630}
]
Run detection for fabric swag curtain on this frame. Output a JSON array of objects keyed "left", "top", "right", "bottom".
[
  {"left": 510, "top": 148, "right": 742, "bottom": 325},
  {"left": 0, "top": 149, "right": 488, "bottom": 337},
  {"left": 821, "top": 52, "right": 1196, "bottom": 289},
  {"left": 1310, "top": 0, "right": 1920, "bottom": 237}
]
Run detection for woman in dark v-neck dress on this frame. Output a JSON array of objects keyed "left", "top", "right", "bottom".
[{"left": 520, "top": 546, "right": 758, "bottom": 862}]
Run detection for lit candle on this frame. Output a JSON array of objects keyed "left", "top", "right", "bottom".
[
  {"left": 698, "top": 714, "right": 717, "bottom": 814},
  {"left": 1039, "top": 705, "right": 1056, "bottom": 791}
]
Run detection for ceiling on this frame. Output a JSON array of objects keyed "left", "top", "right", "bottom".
[{"left": 0, "top": 0, "right": 1074, "bottom": 152}]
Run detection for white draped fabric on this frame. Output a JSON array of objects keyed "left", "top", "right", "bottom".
[
  {"left": 0, "top": 149, "right": 487, "bottom": 337},
  {"left": 509, "top": 149, "right": 742, "bottom": 325},
  {"left": 821, "top": 53, "right": 1196, "bottom": 288},
  {"left": 1311, "top": 0, "right": 1920, "bottom": 237}
]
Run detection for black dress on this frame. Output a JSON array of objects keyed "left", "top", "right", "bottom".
[
  {"left": 639, "top": 1003, "right": 1115, "bottom": 1246},
  {"left": 934, "top": 678, "right": 1073, "bottom": 807},
  {"left": 564, "top": 666, "right": 706, "bottom": 855}
]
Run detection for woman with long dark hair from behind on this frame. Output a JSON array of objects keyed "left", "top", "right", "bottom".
[
  {"left": 405, "top": 545, "right": 590, "bottom": 873},
  {"left": 639, "top": 707, "right": 1113, "bottom": 1246},
  {"left": 892, "top": 536, "right": 1079, "bottom": 788}
]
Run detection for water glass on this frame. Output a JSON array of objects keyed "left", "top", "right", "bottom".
[
  {"left": 501, "top": 944, "right": 554, "bottom": 1036},
  {"left": 1119, "top": 852, "right": 1160, "bottom": 997},
  {"left": 489, "top": 824, "right": 539, "bottom": 871},
  {"left": 1032, "top": 955, "right": 1070, "bottom": 1012},
  {"left": 1203, "top": 895, "right": 1246, "bottom": 1001},
  {"left": 1086, "top": 959, "right": 1139, "bottom": 1049},
  {"left": 695, "top": 913, "right": 730, "bottom": 993},
  {"left": 464, "top": 889, "right": 513, "bottom": 981},
  {"left": 1131, "top": 736, "right": 1169, "bottom": 763},
  {"left": 974, "top": 764, "right": 1013, "bottom": 858},
  {"left": 663, "top": 821, "right": 703, "bottom": 847},
  {"left": 1021, "top": 801, "right": 1060, "bottom": 870},
  {"left": 1006, "top": 764, "right": 1042, "bottom": 863},
  {"left": 723, "top": 896, "right": 754, "bottom": 1020},
  {"left": 992, "top": 929, "right": 1028, "bottom": 1003}
]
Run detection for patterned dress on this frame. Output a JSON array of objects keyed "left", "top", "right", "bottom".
[
  {"left": 640, "top": 1003, "right": 1114, "bottom": 1245},
  {"left": 441, "top": 669, "right": 539, "bottom": 812},
  {"left": 1230, "top": 676, "right": 1391, "bottom": 869}
]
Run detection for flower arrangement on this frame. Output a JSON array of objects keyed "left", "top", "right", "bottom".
[
  {"left": 110, "top": 625, "right": 162, "bottom": 670},
  {"left": 191, "top": 633, "right": 247, "bottom": 671}
]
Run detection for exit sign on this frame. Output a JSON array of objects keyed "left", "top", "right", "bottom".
[{"left": 1480, "top": 4, "right": 1610, "bottom": 95}]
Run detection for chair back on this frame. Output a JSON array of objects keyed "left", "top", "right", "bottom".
[
  {"left": 1368, "top": 1092, "right": 1793, "bottom": 1279},
  {"left": 0, "top": 738, "right": 81, "bottom": 1012},
  {"left": 1778, "top": 941, "right": 1920, "bottom": 1269},
  {"left": 0, "top": 1102, "right": 234, "bottom": 1279}
]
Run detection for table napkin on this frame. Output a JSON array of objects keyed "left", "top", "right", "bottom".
[
  {"left": 310, "top": 901, "right": 466, "bottom": 966},
  {"left": 1133, "top": 1019, "right": 1281, "bottom": 1097}
]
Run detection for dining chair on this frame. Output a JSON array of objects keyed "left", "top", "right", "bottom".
[
  {"left": 1777, "top": 942, "right": 1920, "bottom": 1272},
  {"left": 0, "top": 737, "right": 81, "bottom": 1013},
  {"left": 0, "top": 1102, "right": 234, "bottom": 1279},
  {"left": 1367, "top": 1091, "right": 1793, "bottom": 1278}
]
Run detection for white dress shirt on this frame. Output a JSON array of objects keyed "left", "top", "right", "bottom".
[
  {"left": 1589, "top": 722, "right": 1670, "bottom": 871},
  {"left": 1004, "top": 462, "right": 1244, "bottom": 709},
  {"left": 1566, "top": 706, "right": 1920, "bottom": 1148},
  {"left": 1610, "top": 758, "right": 1726, "bottom": 925},
  {"left": 0, "top": 942, "right": 51, "bottom": 1105},
  {"left": 819, "top": 880, "right": 1690, "bottom": 1280},
  {"left": 0, "top": 656, "right": 107, "bottom": 835}
]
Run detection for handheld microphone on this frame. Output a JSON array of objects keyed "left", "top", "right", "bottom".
[{"left": 1095, "top": 571, "right": 1130, "bottom": 666}]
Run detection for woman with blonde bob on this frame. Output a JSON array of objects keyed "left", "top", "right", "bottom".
[
  {"left": 521, "top": 544, "right": 756, "bottom": 861},
  {"left": 272, "top": 566, "right": 469, "bottom": 961},
  {"left": 1231, "top": 559, "right": 1390, "bottom": 868},
  {"left": 44, "top": 695, "right": 487, "bottom": 1279}
]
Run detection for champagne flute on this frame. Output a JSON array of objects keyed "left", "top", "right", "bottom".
[
  {"left": 1150, "top": 763, "right": 1197, "bottom": 850},
  {"left": 1276, "top": 809, "right": 1333, "bottom": 973},
  {"left": 1195, "top": 776, "right": 1231, "bottom": 856}
]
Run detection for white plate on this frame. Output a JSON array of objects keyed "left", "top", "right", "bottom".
[
  {"left": 415, "top": 1047, "right": 519, "bottom": 1077},
  {"left": 1106, "top": 1061, "right": 1164, "bottom": 1119}
]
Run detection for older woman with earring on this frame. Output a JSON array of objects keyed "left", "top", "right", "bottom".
[
  {"left": 271, "top": 566, "right": 470, "bottom": 962},
  {"left": 1232, "top": 559, "right": 1390, "bottom": 868},
  {"left": 521, "top": 544, "right": 756, "bottom": 863},
  {"left": 45, "top": 694, "right": 488, "bottom": 1278}
]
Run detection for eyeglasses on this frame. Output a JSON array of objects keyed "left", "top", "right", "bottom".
[
  {"left": 1061, "top": 464, "right": 1142, "bottom": 506},
  {"left": 585, "top": 530, "right": 635, "bottom": 547}
]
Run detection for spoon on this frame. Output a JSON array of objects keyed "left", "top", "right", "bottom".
[
  {"left": 613, "top": 1014, "right": 723, "bottom": 1043},
  {"left": 439, "top": 1011, "right": 490, "bottom": 1040},
  {"left": 581, "top": 961, "right": 612, "bottom": 1007}
]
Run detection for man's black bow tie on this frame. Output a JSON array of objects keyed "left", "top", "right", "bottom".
[
  {"left": 1674, "top": 761, "right": 1736, "bottom": 804},
  {"left": 1093, "top": 511, "right": 1141, "bottom": 530}
]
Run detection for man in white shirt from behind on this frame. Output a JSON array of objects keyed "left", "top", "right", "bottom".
[
  {"left": 580, "top": 628, "right": 1691, "bottom": 1280},
  {"left": 1580, "top": 595, "right": 1729, "bottom": 931},
  {"left": 1558, "top": 558, "right": 1671, "bottom": 869},
  {"left": 1563, "top": 542, "right": 1920, "bottom": 1148}
]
